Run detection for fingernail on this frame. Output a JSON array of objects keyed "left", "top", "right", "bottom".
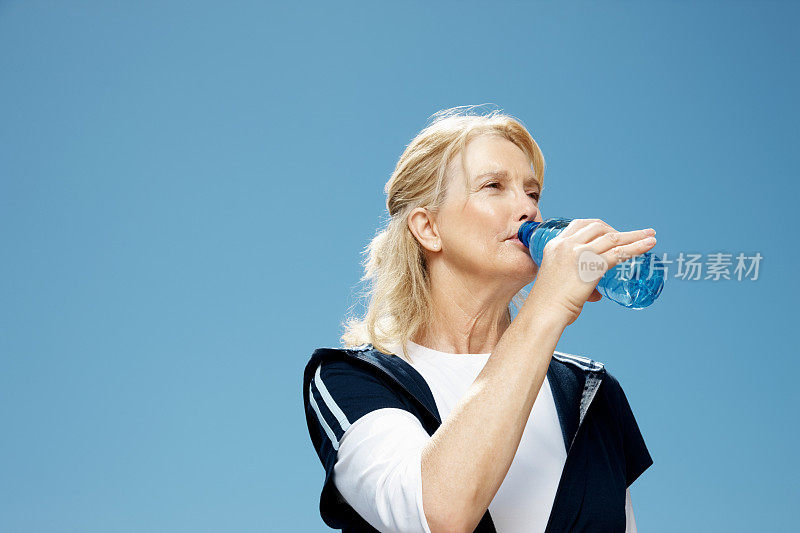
[{"left": 646, "top": 228, "right": 656, "bottom": 235}]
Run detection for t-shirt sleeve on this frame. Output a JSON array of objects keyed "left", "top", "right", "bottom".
[
  {"left": 606, "top": 372, "right": 654, "bottom": 487},
  {"left": 334, "top": 408, "right": 433, "bottom": 533}
]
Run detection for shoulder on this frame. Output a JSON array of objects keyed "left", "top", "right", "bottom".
[
  {"left": 302, "top": 344, "right": 418, "bottom": 455},
  {"left": 303, "top": 345, "right": 413, "bottom": 425},
  {"left": 303, "top": 344, "right": 396, "bottom": 388},
  {"left": 305, "top": 345, "right": 394, "bottom": 393}
]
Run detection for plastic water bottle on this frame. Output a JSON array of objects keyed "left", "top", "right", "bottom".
[{"left": 517, "top": 217, "right": 665, "bottom": 309}]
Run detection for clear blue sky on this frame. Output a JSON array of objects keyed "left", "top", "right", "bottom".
[{"left": 1, "top": 1, "right": 798, "bottom": 531}]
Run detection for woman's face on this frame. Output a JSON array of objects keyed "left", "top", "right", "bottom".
[{"left": 426, "top": 134, "right": 543, "bottom": 287}]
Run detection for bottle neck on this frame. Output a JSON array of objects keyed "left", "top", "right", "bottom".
[{"left": 517, "top": 220, "right": 542, "bottom": 249}]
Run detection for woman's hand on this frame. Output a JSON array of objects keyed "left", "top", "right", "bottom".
[{"left": 525, "top": 218, "right": 657, "bottom": 327}]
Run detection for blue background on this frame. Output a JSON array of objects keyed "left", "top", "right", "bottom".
[{"left": 2, "top": 1, "right": 797, "bottom": 531}]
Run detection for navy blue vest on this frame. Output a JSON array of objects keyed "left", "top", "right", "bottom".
[{"left": 302, "top": 345, "right": 652, "bottom": 532}]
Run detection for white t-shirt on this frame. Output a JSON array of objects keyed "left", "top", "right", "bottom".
[{"left": 332, "top": 340, "right": 637, "bottom": 533}]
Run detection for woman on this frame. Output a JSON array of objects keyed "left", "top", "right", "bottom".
[{"left": 303, "top": 107, "right": 655, "bottom": 532}]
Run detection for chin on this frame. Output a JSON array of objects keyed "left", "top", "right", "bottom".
[
  {"left": 485, "top": 253, "right": 536, "bottom": 282},
  {"left": 516, "top": 264, "right": 537, "bottom": 285},
  {"left": 512, "top": 256, "right": 537, "bottom": 276}
]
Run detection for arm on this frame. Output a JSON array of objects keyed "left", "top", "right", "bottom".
[
  {"left": 420, "top": 297, "right": 566, "bottom": 532},
  {"left": 420, "top": 220, "right": 658, "bottom": 533}
]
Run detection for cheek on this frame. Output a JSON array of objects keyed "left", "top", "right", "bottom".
[
  {"left": 444, "top": 230, "right": 497, "bottom": 270},
  {"left": 468, "top": 206, "right": 507, "bottom": 238},
  {"left": 440, "top": 201, "right": 513, "bottom": 261},
  {"left": 444, "top": 207, "right": 495, "bottom": 241}
]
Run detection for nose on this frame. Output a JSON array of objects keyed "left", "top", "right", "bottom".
[{"left": 515, "top": 190, "right": 539, "bottom": 223}]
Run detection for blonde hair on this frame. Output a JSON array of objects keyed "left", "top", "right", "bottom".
[{"left": 341, "top": 105, "right": 546, "bottom": 356}]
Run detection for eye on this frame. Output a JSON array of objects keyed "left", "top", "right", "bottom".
[
  {"left": 485, "top": 182, "right": 501, "bottom": 189},
  {"left": 528, "top": 192, "right": 541, "bottom": 201}
]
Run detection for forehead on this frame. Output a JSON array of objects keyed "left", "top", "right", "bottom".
[{"left": 451, "top": 134, "right": 539, "bottom": 187}]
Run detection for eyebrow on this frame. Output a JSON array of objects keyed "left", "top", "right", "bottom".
[{"left": 474, "top": 170, "right": 542, "bottom": 189}]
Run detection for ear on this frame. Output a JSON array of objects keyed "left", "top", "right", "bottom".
[{"left": 407, "top": 207, "right": 441, "bottom": 252}]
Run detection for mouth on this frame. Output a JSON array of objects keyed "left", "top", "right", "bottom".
[{"left": 506, "top": 235, "right": 526, "bottom": 248}]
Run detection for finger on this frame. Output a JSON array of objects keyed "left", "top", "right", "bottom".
[
  {"left": 569, "top": 220, "right": 617, "bottom": 245},
  {"left": 558, "top": 218, "right": 608, "bottom": 240},
  {"left": 601, "top": 236, "right": 657, "bottom": 269},
  {"left": 586, "top": 228, "right": 655, "bottom": 256}
]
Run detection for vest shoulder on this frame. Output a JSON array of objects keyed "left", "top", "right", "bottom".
[
  {"left": 553, "top": 350, "right": 605, "bottom": 372},
  {"left": 307, "top": 344, "right": 399, "bottom": 371},
  {"left": 310, "top": 344, "right": 385, "bottom": 360}
]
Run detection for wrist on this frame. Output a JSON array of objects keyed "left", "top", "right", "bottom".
[
  {"left": 531, "top": 307, "right": 571, "bottom": 334},
  {"left": 519, "top": 290, "right": 572, "bottom": 331}
]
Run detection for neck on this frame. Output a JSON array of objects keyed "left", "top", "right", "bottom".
[{"left": 412, "top": 265, "right": 521, "bottom": 354}]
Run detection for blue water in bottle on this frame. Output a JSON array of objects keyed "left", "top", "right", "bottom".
[{"left": 517, "top": 217, "right": 665, "bottom": 309}]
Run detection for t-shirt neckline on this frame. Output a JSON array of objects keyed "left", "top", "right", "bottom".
[{"left": 402, "top": 339, "right": 492, "bottom": 359}]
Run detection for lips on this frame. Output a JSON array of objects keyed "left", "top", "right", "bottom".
[{"left": 507, "top": 227, "right": 524, "bottom": 241}]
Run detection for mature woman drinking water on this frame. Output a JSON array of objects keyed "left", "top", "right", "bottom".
[{"left": 303, "top": 107, "right": 654, "bottom": 532}]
